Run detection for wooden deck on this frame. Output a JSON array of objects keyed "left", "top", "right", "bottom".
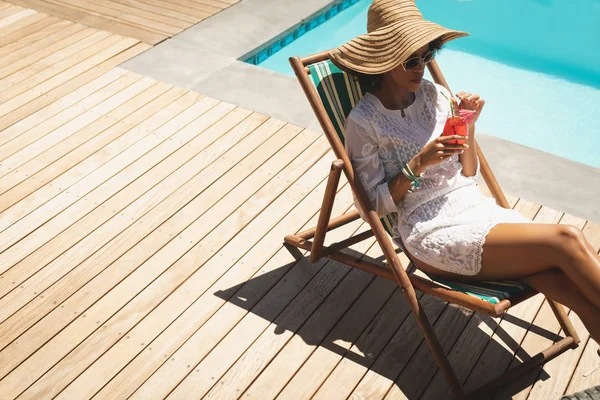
[
  {"left": 2, "top": 0, "right": 238, "bottom": 44},
  {"left": 1, "top": 2, "right": 599, "bottom": 399}
]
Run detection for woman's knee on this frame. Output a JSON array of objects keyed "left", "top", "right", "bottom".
[{"left": 553, "top": 225, "right": 589, "bottom": 264}]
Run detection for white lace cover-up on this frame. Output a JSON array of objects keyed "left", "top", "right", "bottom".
[{"left": 345, "top": 79, "right": 531, "bottom": 276}]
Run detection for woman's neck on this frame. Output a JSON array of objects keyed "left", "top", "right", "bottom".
[{"left": 372, "top": 77, "right": 416, "bottom": 111}]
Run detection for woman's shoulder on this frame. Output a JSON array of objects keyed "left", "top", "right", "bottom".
[{"left": 347, "top": 93, "right": 379, "bottom": 128}]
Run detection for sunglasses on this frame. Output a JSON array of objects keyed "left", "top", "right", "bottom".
[{"left": 402, "top": 50, "right": 438, "bottom": 71}]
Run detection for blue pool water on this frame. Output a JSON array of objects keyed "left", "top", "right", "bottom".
[{"left": 255, "top": 0, "right": 600, "bottom": 168}]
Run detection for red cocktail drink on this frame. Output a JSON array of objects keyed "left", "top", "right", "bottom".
[{"left": 442, "top": 116, "right": 468, "bottom": 144}]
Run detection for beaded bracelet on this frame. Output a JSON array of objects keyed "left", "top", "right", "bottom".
[{"left": 401, "top": 163, "right": 421, "bottom": 189}]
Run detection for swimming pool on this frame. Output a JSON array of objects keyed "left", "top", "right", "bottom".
[{"left": 248, "top": 0, "right": 600, "bottom": 169}]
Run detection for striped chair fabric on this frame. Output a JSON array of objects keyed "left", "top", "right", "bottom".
[{"left": 308, "top": 59, "right": 529, "bottom": 305}]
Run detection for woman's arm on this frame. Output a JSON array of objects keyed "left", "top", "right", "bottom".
[
  {"left": 454, "top": 92, "right": 485, "bottom": 177},
  {"left": 346, "top": 113, "right": 469, "bottom": 215},
  {"left": 459, "top": 123, "right": 478, "bottom": 177},
  {"left": 345, "top": 116, "right": 399, "bottom": 217},
  {"left": 388, "top": 157, "right": 423, "bottom": 203},
  {"left": 390, "top": 135, "right": 470, "bottom": 202}
]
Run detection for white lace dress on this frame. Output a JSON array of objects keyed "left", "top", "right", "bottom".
[{"left": 345, "top": 79, "right": 531, "bottom": 276}]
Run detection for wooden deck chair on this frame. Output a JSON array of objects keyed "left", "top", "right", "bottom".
[{"left": 284, "top": 52, "right": 581, "bottom": 399}]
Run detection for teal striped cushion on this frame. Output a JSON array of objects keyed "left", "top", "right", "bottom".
[
  {"left": 308, "top": 60, "right": 397, "bottom": 236},
  {"left": 307, "top": 59, "right": 528, "bottom": 304},
  {"left": 430, "top": 276, "right": 529, "bottom": 305}
]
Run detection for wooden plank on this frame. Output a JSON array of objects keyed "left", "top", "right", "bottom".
[
  {"left": 6, "top": 0, "right": 166, "bottom": 43},
  {"left": 159, "top": 0, "right": 220, "bottom": 16},
  {"left": 0, "top": 5, "right": 28, "bottom": 23},
  {"left": 0, "top": 79, "right": 165, "bottom": 238},
  {"left": 559, "top": 213, "right": 588, "bottom": 228},
  {"left": 310, "top": 291, "right": 420, "bottom": 400},
  {"left": 4, "top": 129, "right": 327, "bottom": 399},
  {"left": 0, "top": 36, "right": 141, "bottom": 123},
  {"left": 0, "top": 81, "right": 178, "bottom": 224},
  {"left": 0, "top": 89, "right": 196, "bottom": 349},
  {"left": 0, "top": 41, "right": 150, "bottom": 131},
  {"left": 56, "top": 129, "right": 334, "bottom": 400},
  {"left": 191, "top": 0, "right": 231, "bottom": 10},
  {"left": 334, "top": 293, "right": 447, "bottom": 399},
  {"left": 513, "top": 197, "right": 541, "bottom": 220},
  {"left": 50, "top": 0, "right": 181, "bottom": 35},
  {"left": 87, "top": 124, "right": 314, "bottom": 400},
  {"left": 0, "top": 85, "right": 186, "bottom": 228},
  {"left": 108, "top": 0, "right": 198, "bottom": 24},
  {"left": 0, "top": 94, "right": 214, "bottom": 273},
  {"left": 0, "top": 26, "right": 98, "bottom": 80},
  {"left": 233, "top": 237, "right": 382, "bottom": 398},
  {"left": 0, "top": 74, "right": 149, "bottom": 194},
  {"left": 0, "top": 22, "right": 85, "bottom": 71},
  {"left": 0, "top": 109, "right": 267, "bottom": 353},
  {"left": 525, "top": 313, "right": 589, "bottom": 399},
  {"left": 0, "top": 67, "right": 127, "bottom": 164},
  {"left": 0, "top": 9, "right": 40, "bottom": 33},
  {"left": 104, "top": 138, "right": 335, "bottom": 400},
  {"left": 385, "top": 305, "right": 474, "bottom": 400},
  {"left": 200, "top": 0, "right": 238, "bottom": 6},
  {"left": 0, "top": 18, "right": 69, "bottom": 58},
  {"left": 94, "top": 0, "right": 190, "bottom": 29},
  {"left": 582, "top": 220, "right": 600, "bottom": 250},
  {"left": 0, "top": 93, "right": 216, "bottom": 380},
  {"left": 132, "top": 0, "right": 212, "bottom": 20},
  {"left": 2, "top": 32, "right": 118, "bottom": 93},
  {"left": 564, "top": 338, "right": 600, "bottom": 395},
  {"left": 248, "top": 258, "right": 398, "bottom": 400},
  {"left": 0, "top": 15, "right": 63, "bottom": 47},
  {"left": 0, "top": 118, "right": 292, "bottom": 373},
  {"left": 0, "top": 105, "right": 257, "bottom": 322},
  {"left": 490, "top": 299, "right": 565, "bottom": 399},
  {"left": 99, "top": 185, "right": 353, "bottom": 400},
  {"left": 169, "top": 229, "right": 374, "bottom": 399},
  {"left": 0, "top": 69, "right": 137, "bottom": 169}
]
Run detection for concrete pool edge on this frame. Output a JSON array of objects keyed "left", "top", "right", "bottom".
[{"left": 119, "top": 0, "right": 600, "bottom": 223}]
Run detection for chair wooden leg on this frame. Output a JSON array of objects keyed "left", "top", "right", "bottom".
[
  {"left": 468, "top": 336, "right": 575, "bottom": 398},
  {"left": 310, "top": 159, "right": 343, "bottom": 263},
  {"left": 413, "top": 301, "right": 466, "bottom": 399},
  {"left": 468, "top": 298, "right": 579, "bottom": 398},
  {"left": 547, "top": 299, "right": 580, "bottom": 345}
]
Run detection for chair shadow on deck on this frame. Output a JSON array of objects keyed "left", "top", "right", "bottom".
[{"left": 213, "top": 245, "right": 564, "bottom": 399}]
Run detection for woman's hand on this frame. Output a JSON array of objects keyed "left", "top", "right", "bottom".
[
  {"left": 409, "top": 135, "right": 469, "bottom": 174},
  {"left": 454, "top": 92, "right": 485, "bottom": 124}
]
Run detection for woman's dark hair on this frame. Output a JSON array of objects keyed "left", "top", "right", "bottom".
[{"left": 353, "top": 37, "right": 444, "bottom": 91}]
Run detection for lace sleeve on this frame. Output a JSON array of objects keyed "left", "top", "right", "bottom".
[{"left": 344, "top": 114, "right": 398, "bottom": 218}]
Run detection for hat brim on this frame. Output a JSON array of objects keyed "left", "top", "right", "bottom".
[{"left": 329, "top": 19, "right": 468, "bottom": 75}]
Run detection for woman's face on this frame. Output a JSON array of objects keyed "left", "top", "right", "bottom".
[{"left": 385, "top": 44, "right": 430, "bottom": 92}]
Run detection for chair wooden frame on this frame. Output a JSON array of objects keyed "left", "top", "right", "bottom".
[{"left": 284, "top": 52, "right": 580, "bottom": 399}]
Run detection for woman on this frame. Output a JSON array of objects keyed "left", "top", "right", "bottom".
[{"left": 329, "top": 0, "right": 600, "bottom": 347}]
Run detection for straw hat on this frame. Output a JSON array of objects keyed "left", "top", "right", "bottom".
[{"left": 329, "top": 0, "right": 468, "bottom": 75}]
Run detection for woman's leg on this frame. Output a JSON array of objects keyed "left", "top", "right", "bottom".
[
  {"left": 520, "top": 269, "right": 600, "bottom": 345},
  {"left": 412, "top": 223, "right": 600, "bottom": 308},
  {"left": 477, "top": 223, "right": 600, "bottom": 309}
]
